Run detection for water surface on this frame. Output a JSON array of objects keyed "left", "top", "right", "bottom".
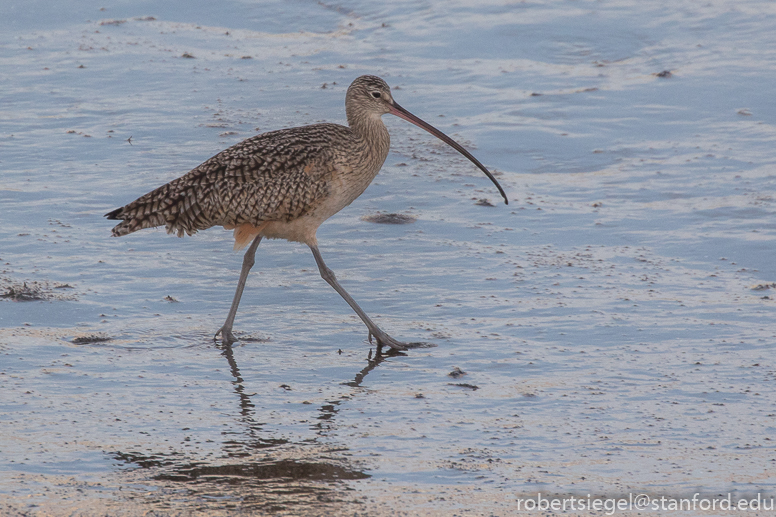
[{"left": 1, "top": 0, "right": 775, "bottom": 515}]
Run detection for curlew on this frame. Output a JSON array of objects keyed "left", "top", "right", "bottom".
[{"left": 106, "top": 75, "right": 507, "bottom": 350}]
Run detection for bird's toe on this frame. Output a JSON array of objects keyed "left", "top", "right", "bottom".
[{"left": 214, "top": 327, "right": 237, "bottom": 345}]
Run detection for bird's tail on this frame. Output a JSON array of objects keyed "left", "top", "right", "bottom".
[
  {"left": 104, "top": 207, "right": 133, "bottom": 237},
  {"left": 105, "top": 204, "right": 174, "bottom": 237},
  {"left": 104, "top": 179, "right": 201, "bottom": 238}
]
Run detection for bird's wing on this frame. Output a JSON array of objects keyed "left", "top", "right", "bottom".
[{"left": 106, "top": 124, "right": 348, "bottom": 238}]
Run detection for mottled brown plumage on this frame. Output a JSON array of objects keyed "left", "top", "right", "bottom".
[
  {"left": 106, "top": 75, "right": 506, "bottom": 350},
  {"left": 106, "top": 126, "right": 338, "bottom": 238}
]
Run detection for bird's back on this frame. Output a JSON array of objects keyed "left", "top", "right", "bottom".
[{"left": 106, "top": 123, "right": 357, "bottom": 239}]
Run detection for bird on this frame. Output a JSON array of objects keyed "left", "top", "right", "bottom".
[{"left": 105, "top": 75, "right": 507, "bottom": 351}]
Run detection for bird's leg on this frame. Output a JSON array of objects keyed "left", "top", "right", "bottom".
[
  {"left": 215, "top": 235, "right": 263, "bottom": 345},
  {"left": 309, "top": 244, "right": 409, "bottom": 351}
]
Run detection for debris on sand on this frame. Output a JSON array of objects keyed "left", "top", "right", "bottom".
[
  {"left": 1, "top": 282, "right": 47, "bottom": 301},
  {"left": 361, "top": 212, "right": 416, "bottom": 224},
  {"left": 448, "top": 367, "right": 466, "bottom": 378},
  {"left": 1, "top": 278, "right": 77, "bottom": 302},
  {"left": 448, "top": 383, "right": 479, "bottom": 391},
  {"left": 72, "top": 334, "right": 112, "bottom": 345}
]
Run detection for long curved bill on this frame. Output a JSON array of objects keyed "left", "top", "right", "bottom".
[{"left": 388, "top": 101, "right": 508, "bottom": 205}]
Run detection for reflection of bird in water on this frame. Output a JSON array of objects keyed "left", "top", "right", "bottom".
[
  {"left": 217, "top": 340, "right": 400, "bottom": 454},
  {"left": 218, "top": 342, "right": 287, "bottom": 453},
  {"left": 342, "top": 347, "right": 405, "bottom": 388},
  {"left": 114, "top": 337, "right": 398, "bottom": 511},
  {"left": 106, "top": 75, "right": 507, "bottom": 350}
]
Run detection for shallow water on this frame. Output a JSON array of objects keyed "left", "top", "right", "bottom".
[{"left": 1, "top": 0, "right": 775, "bottom": 515}]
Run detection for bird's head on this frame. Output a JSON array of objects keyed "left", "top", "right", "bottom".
[
  {"left": 346, "top": 75, "right": 396, "bottom": 118},
  {"left": 346, "top": 75, "right": 509, "bottom": 205}
]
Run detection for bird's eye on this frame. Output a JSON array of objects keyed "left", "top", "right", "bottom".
[{"left": 371, "top": 92, "right": 381, "bottom": 99}]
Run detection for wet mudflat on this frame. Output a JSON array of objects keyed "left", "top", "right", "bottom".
[{"left": 1, "top": 0, "right": 775, "bottom": 515}]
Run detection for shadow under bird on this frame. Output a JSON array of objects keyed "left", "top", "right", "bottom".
[{"left": 106, "top": 75, "right": 508, "bottom": 350}]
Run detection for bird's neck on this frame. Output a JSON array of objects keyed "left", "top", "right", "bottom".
[{"left": 347, "top": 111, "right": 391, "bottom": 170}]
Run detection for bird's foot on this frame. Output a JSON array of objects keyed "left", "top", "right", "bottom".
[
  {"left": 368, "top": 330, "right": 435, "bottom": 351},
  {"left": 214, "top": 326, "right": 237, "bottom": 345}
]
